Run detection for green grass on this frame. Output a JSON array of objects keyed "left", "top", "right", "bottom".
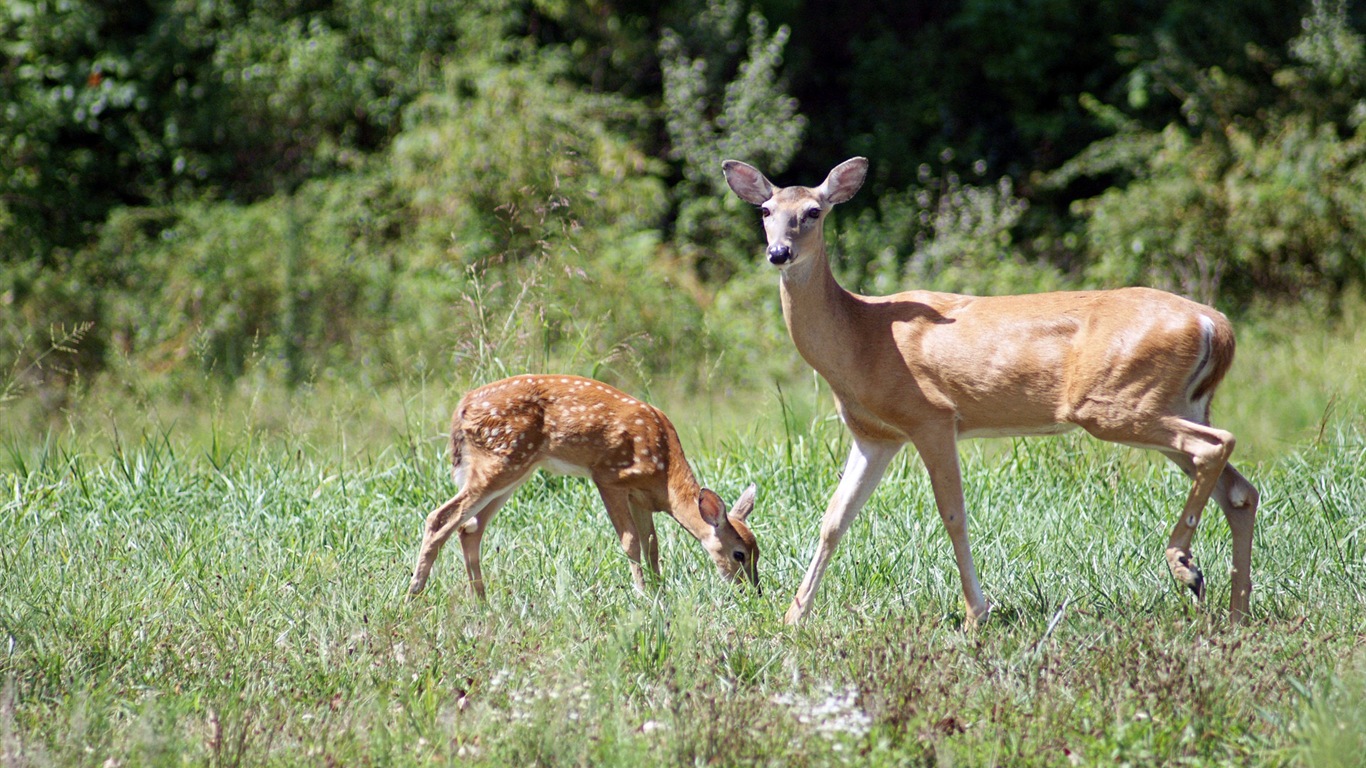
[
  {"left": 2, "top": 402, "right": 1364, "bottom": 766},
  {"left": 2, "top": 297, "right": 1363, "bottom": 765}
]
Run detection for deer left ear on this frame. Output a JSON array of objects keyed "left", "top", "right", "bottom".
[
  {"left": 817, "top": 157, "right": 869, "bottom": 205},
  {"left": 729, "top": 483, "right": 757, "bottom": 522},
  {"left": 698, "top": 489, "right": 727, "bottom": 527}
]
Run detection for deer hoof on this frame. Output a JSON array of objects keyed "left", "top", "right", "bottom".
[
  {"left": 1165, "top": 548, "right": 1205, "bottom": 600},
  {"left": 1187, "top": 571, "right": 1206, "bottom": 601}
]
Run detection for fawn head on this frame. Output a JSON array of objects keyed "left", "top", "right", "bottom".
[
  {"left": 722, "top": 157, "right": 868, "bottom": 269},
  {"left": 697, "top": 483, "right": 760, "bottom": 591}
]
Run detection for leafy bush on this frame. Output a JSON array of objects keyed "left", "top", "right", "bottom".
[
  {"left": 833, "top": 157, "right": 1063, "bottom": 297},
  {"left": 1053, "top": 0, "right": 1366, "bottom": 309},
  {"left": 661, "top": 0, "right": 806, "bottom": 284},
  {"left": 392, "top": 51, "right": 666, "bottom": 268}
]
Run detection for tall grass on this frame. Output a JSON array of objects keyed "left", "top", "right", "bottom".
[
  {"left": 2, "top": 395, "right": 1363, "bottom": 765},
  {"left": 3, "top": 292, "right": 1363, "bottom": 765}
]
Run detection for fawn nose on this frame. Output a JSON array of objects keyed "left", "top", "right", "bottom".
[{"left": 767, "top": 244, "right": 792, "bottom": 265}]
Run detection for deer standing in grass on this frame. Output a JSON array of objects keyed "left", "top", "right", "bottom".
[
  {"left": 722, "top": 156, "right": 1258, "bottom": 626},
  {"left": 408, "top": 374, "right": 759, "bottom": 598}
]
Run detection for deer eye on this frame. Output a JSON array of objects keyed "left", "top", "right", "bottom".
[
  {"left": 732, "top": 551, "right": 747, "bottom": 564},
  {"left": 804, "top": 208, "right": 821, "bottom": 221},
  {"left": 760, "top": 207, "right": 772, "bottom": 218}
]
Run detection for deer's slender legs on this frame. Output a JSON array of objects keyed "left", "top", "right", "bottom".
[
  {"left": 912, "top": 423, "right": 990, "bottom": 625},
  {"left": 410, "top": 482, "right": 502, "bottom": 595},
  {"left": 1083, "top": 416, "right": 1234, "bottom": 605},
  {"left": 458, "top": 488, "right": 515, "bottom": 600},
  {"left": 597, "top": 485, "right": 649, "bottom": 593},
  {"left": 629, "top": 504, "right": 660, "bottom": 580},
  {"left": 1163, "top": 453, "right": 1259, "bottom": 622},
  {"left": 1217, "top": 464, "right": 1258, "bottom": 622},
  {"left": 409, "top": 457, "right": 529, "bottom": 595},
  {"left": 785, "top": 438, "right": 901, "bottom": 625}
]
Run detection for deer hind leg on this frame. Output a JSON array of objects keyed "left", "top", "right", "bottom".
[
  {"left": 1094, "top": 416, "right": 1234, "bottom": 605},
  {"left": 458, "top": 487, "right": 515, "bottom": 600},
  {"left": 409, "top": 462, "right": 527, "bottom": 596},
  {"left": 1163, "top": 454, "right": 1259, "bottom": 623},
  {"left": 1216, "top": 464, "right": 1257, "bottom": 623},
  {"left": 913, "top": 426, "right": 990, "bottom": 626},
  {"left": 785, "top": 438, "right": 900, "bottom": 625},
  {"left": 596, "top": 485, "right": 650, "bottom": 593}
]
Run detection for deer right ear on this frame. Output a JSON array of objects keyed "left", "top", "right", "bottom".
[
  {"left": 818, "top": 157, "right": 868, "bottom": 205},
  {"left": 698, "top": 489, "right": 727, "bottom": 528},
  {"left": 722, "top": 160, "right": 775, "bottom": 205}
]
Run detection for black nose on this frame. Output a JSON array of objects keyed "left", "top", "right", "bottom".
[{"left": 767, "top": 245, "right": 792, "bottom": 265}]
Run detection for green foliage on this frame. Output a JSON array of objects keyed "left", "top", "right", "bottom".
[
  {"left": 1, "top": 404, "right": 1364, "bottom": 764},
  {"left": 661, "top": 0, "right": 805, "bottom": 283},
  {"left": 660, "top": 0, "right": 805, "bottom": 193},
  {"left": 1296, "top": 652, "right": 1366, "bottom": 768},
  {"left": 1055, "top": 0, "right": 1366, "bottom": 308},
  {"left": 6, "top": 0, "right": 1366, "bottom": 415},
  {"left": 392, "top": 48, "right": 665, "bottom": 267},
  {"left": 833, "top": 157, "right": 1064, "bottom": 297},
  {"left": 776, "top": 0, "right": 1301, "bottom": 195}
]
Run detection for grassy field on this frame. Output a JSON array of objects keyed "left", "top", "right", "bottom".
[
  {"left": 3, "top": 298, "right": 1365, "bottom": 766},
  {"left": 3, "top": 376, "right": 1365, "bottom": 766}
]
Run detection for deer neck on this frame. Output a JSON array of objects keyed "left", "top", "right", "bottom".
[
  {"left": 778, "top": 239, "right": 859, "bottom": 374},
  {"left": 661, "top": 431, "right": 714, "bottom": 542}
]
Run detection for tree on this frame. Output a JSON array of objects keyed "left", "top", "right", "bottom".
[{"left": 1053, "top": 0, "right": 1366, "bottom": 309}]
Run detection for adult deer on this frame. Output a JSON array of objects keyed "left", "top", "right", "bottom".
[
  {"left": 722, "top": 156, "right": 1257, "bottom": 626},
  {"left": 408, "top": 374, "right": 759, "bottom": 598}
]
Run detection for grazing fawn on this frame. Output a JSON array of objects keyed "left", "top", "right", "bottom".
[
  {"left": 723, "top": 156, "right": 1257, "bottom": 625},
  {"left": 408, "top": 375, "right": 759, "bottom": 597}
]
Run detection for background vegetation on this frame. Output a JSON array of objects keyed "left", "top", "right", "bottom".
[
  {"left": 3, "top": 0, "right": 1366, "bottom": 765},
  {"left": 6, "top": 0, "right": 1366, "bottom": 415}
]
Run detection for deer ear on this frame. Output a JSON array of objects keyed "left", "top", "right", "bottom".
[
  {"left": 722, "top": 160, "right": 775, "bottom": 205},
  {"left": 728, "top": 483, "right": 757, "bottom": 522},
  {"left": 818, "top": 157, "right": 868, "bottom": 205},
  {"left": 698, "top": 488, "right": 727, "bottom": 528}
]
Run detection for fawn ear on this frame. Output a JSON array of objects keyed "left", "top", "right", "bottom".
[
  {"left": 728, "top": 483, "right": 757, "bottom": 523},
  {"left": 722, "top": 160, "right": 775, "bottom": 205},
  {"left": 817, "top": 157, "right": 868, "bottom": 205},
  {"left": 698, "top": 488, "right": 727, "bottom": 528}
]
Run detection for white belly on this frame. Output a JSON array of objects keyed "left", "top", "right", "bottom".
[
  {"left": 957, "top": 422, "right": 1079, "bottom": 440},
  {"left": 541, "top": 457, "right": 593, "bottom": 477}
]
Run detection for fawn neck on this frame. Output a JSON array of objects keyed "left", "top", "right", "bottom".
[{"left": 659, "top": 428, "right": 716, "bottom": 542}]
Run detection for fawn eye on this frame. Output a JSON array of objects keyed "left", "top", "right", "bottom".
[
  {"left": 760, "top": 207, "right": 772, "bottom": 218},
  {"left": 732, "top": 551, "right": 747, "bottom": 564},
  {"left": 804, "top": 208, "right": 821, "bottom": 221}
]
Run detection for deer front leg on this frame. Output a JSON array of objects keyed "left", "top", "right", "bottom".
[
  {"left": 630, "top": 505, "right": 661, "bottom": 580},
  {"left": 912, "top": 427, "right": 990, "bottom": 626},
  {"left": 785, "top": 438, "right": 900, "bottom": 625},
  {"left": 596, "top": 485, "right": 649, "bottom": 593}
]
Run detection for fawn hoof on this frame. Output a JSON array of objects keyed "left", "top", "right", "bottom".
[{"left": 783, "top": 598, "right": 807, "bottom": 626}]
